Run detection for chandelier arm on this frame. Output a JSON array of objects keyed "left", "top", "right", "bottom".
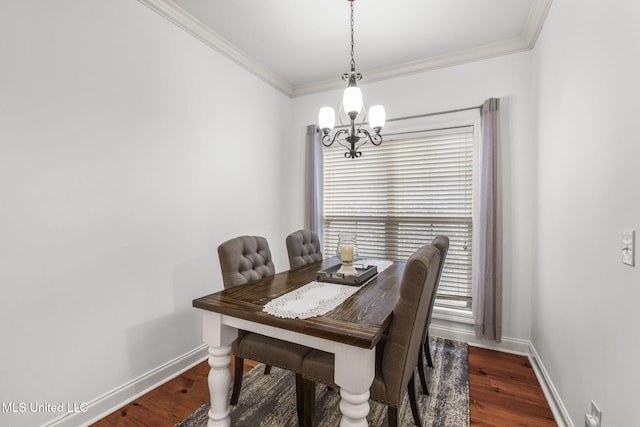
[
  {"left": 321, "top": 128, "right": 350, "bottom": 147},
  {"left": 356, "top": 128, "right": 383, "bottom": 146}
]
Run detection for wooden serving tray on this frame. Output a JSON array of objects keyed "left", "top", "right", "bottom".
[{"left": 316, "top": 263, "right": 378, "bottom": 286}]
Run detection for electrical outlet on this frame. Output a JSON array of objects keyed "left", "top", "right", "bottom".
[{"left": 590, "top": 401, "right": 602, "bottom": 427}]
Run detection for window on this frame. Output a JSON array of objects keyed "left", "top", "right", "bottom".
[{"left": 322, "top": 111, "right": 479, "bottom": 312}]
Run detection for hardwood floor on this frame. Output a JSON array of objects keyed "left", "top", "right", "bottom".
[
  {"left": 469, "top": 347, "right": 556, "bottom": 426},
  {"left": 92, "top": 346, "right": 556, "bottom": 426},
  {"left": 90, "top": 360, "right": 214, "bottom": 427}
]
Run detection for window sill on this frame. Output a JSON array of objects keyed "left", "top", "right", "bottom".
[{"left": 432, "top": 306, "right": 474, "bottom": 325}]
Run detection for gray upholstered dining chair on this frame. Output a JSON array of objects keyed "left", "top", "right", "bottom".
[
  {"left": 417, "top": 235, "right": 450, "bottom": 395},
  {"left": 286, "top": 229, "right": 323, "bottom": 269},
  {"left": 218, "top": 235, "right": 276, "bottom": 288},
  {"left": 217, "top": 235, "right": 311, "bottom": 422},
  {"left": 299, "top": 244, "right": 442, "bottom": 427}
]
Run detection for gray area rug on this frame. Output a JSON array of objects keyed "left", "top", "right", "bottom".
[{"left": 176, "top": 337, "right": 469, "bottom": 427}]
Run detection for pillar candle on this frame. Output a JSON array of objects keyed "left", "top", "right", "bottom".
[{"left": 341, "top": 244, "right": 354, "bottom": 262}]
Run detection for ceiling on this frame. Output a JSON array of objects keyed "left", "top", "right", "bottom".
[{"left": 139, "top": 0, "right": 553, "bottom": 96}]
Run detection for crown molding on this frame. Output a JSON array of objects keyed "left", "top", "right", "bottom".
[
  {"left": 138, "top": 0, "right": 552, "bottom": 99},
  {"left": 137, "top": 0, "right": 294, "bottom": 97},
  {"left": 293, "top": 37, "right": 531, "bottom": 97},
  {"left": 294, "top": 0, "right": 553, "bottom": 97},
  {"left": 523, "top": 0, "right": 554, "bottom": 47}
]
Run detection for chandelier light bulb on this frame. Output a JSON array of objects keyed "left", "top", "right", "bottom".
[
  {"left": 368, "top": 105, "right": 386, "bottom": 133},
  {"left": 342, "top": 86, "right": 363, "bottom": 117},
  {"left": 319, "top": 107, "right": 336, "bottom": 132}
]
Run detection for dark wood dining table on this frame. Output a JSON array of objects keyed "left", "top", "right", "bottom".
[{"left": 192, "top": 257, "right": 405, "bottom": 427}]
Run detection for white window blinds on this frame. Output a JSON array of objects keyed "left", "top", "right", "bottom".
[{"left": 322, "top": 125, "right": 474, "bottom": 311}]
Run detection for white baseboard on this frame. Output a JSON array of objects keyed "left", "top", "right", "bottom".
[
  {"left": 44, "top": 344, "right": 209, "bottom": 427},
  {"left": 431, "top": 324, "right": 573, "bottom": 427},
  {"left": 430, "top": 323, "right": 531, "bottom": 355},
  {"left": 44, "top": 329, "right": 573, "bottom": 427},
  {"left": 527, "top": 342, "right": 574, "bottom": 427}
]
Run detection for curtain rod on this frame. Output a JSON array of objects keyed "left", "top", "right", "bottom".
[
  {"left": 383, "top": 124, "right": 474, "bottom": 138},
  {"left": 330, "top": 104, "right": 483, "bottom": 130},
  {"left": 386, "top": 105, "right": 483, "bottom": 124}
]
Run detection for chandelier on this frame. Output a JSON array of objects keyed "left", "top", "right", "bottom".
[{"left": 318, "top": 0, "right": 385, "bottom": 159}]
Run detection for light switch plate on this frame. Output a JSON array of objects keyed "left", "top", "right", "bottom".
[{"left": 622, "top": 230, "right": 635, "bottom": 266}]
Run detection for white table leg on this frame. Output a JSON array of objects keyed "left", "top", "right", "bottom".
[
  {"left": 202, "top": 312, "right": 237, "bottom": 427},
  {"left": 207, "top": 345, "right": 231, "bottom": 427},
  {"left": 334, "top": 346, "right": 376, "bottom": 427}
]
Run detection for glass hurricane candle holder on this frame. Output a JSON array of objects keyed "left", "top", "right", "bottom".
[{"left": 336, "top": 233, "right": 358, "bottom": 276}]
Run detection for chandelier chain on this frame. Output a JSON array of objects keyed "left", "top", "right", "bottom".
[
  {"left": 318, "top": 0, "right": 385, "bottom": 159},
  {"left": 349, "top": 0, "right": 356, "bottom": 72}
]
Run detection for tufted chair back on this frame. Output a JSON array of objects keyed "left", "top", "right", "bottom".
[
  {"left": 217, "top": 235, "right": 276, "bottom": 288},
  {"left": 285, "top": 229, "right": 323, "bottom": 269},
  {"left": 379, "top": 244, "right": 441, "bottom": 407}
]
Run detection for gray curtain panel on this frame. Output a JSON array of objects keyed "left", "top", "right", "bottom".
[
  {"left": 305, "top": 125, "right": 324, "bottom": 245},
  {"left": 474, "top": 98, "right": 503, "bottom": 342}
]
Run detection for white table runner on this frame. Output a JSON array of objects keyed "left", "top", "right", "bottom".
[{"left": 263, "top": 259, "right": 393, "bottom": 319}]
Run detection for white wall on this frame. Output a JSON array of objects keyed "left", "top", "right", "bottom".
[
  {"left": 7, "top": 1, "right": 638, "bottom": 426},
  {"left": 0, "top": 1, "right": 291, "bottom": 426},
  {"left": 532, "top": 1, "right": 640, "bottom": 425},
  {"left": 289, "top": 52, "right": 538, "bottom": 342}
]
